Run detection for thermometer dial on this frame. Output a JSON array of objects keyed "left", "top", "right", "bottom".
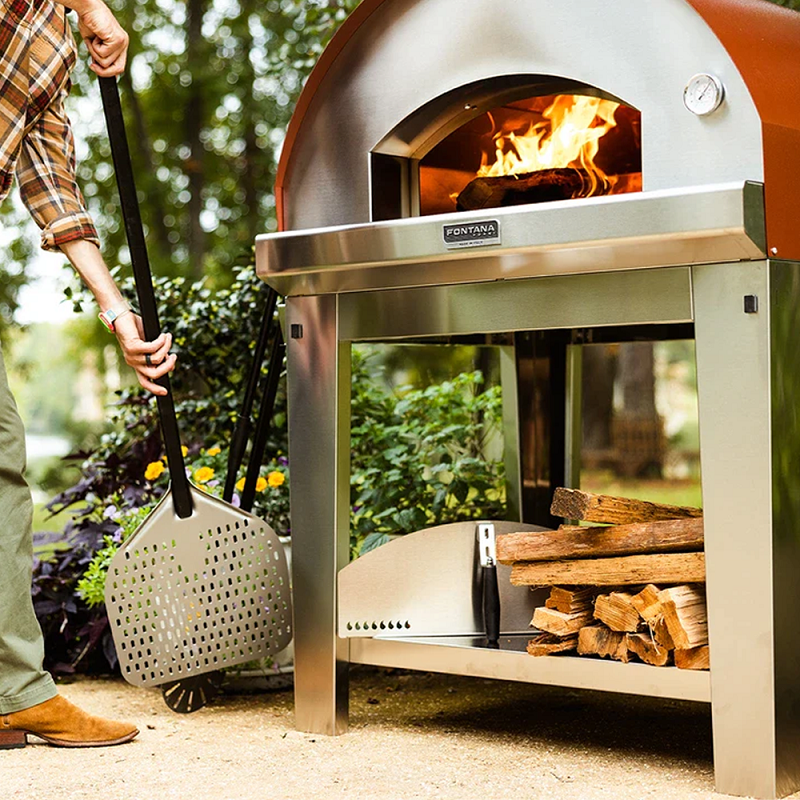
[{"left": 684, "top": 73, "right": 725, "bottom": 116}]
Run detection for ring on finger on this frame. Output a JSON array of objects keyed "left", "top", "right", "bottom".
[{"left": 145, "top": 353, "right": 152, "bottom": 367}]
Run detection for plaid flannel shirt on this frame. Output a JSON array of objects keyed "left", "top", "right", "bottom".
[{"left": 0, "top": 0, "right": 99, "bottom": 251}]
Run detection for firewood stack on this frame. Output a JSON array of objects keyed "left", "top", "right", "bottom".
[{"left": 497, "top": 488, "right": 709, "bottom": 670}]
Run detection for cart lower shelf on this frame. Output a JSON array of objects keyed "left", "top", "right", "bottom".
[{"left": 349, "top": 635, "right": 711, "bottom": 703}]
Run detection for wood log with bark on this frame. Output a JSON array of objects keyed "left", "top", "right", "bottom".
[
  {"left": 511, "top": 552, "right": 706, "bottom": 587},
  {"left": 456, "top": 169, "right": 586, "bottom": 212},
  {"left": 675, "top": 645, "right": 710, "bottom": 670},
  {"left": 496, "top": 518, "right": 703, "bottom": 564},
  {"left": 593, "top": 592, "right": 642, "bottom": 632},
  {"left": 545, "top": 586, "right": 595, "bottom": 614},
  {"left": 626, "top": 632, "right": 672, "bottom": 666},
  {"left": 550, "top": 488, "right": 703, "bottom": 525},
  {"left": 577, "top": 625, "right": 630, "bottom": 662},
  {"left": 527, "top": 632, "right": 579, "bottom": 657},
  {"left": 531, "top": 607, "right": 593, "bottom": 637}
]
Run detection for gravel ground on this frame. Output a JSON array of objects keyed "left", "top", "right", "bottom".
[{"left": 1, "top": 668, "right": 791, "bottom": 800}]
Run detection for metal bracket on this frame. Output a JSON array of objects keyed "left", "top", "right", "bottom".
[{"left": 477, "top": 523, "right": 496, "bottom": 567}]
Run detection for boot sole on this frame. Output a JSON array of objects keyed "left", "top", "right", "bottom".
[{"left": 0, "top": 729, "right": 139, "bottom": 748}]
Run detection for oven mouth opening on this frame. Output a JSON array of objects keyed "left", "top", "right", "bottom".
[
  {"left": 370, "top": 77, "right": 642, "bottom": 222},
  {"left": 419, "top": 93, "right": 642, "bottom": 217}
]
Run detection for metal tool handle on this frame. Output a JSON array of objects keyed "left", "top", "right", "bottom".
[
  {"left": 222, "top": 287, "right": 279, "bottom": 504},
  {"left": 482, "top": 565, "right": 500, "bottom": 648},
  {"left": 240, "top": 328, "right": 285, "bottom": 513},
  {"left": 99, "top": 76, "right": 192, "bottom": 519}
]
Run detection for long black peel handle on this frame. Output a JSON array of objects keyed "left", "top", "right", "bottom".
[
  {"left": 483, "top": 565, "right": 500, "bottom": 648},
  {"left": 99, "top": 76, "right": 192, "bottom": 519},
  {"left": 222, "top": 287, "right": 279, "bottom": 503},
  {"left": 240, "top": 328, "right": 285, "bottom": 513}
]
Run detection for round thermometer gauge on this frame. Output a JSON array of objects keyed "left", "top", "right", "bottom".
[{"left": 684, "top": 73, "right": 725, "bottom": 116}]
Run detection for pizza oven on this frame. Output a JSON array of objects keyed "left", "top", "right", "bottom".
[{"left": 254, "top": 1, "right": 800, "bottom": 797}]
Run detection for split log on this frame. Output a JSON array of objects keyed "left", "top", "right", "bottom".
[
  {"left": 545, "top": 586, "right": 595, "bottom": 614},
  {"left": 658, "top": 585, "right": 708, "bottom": 648},
  {"left": 527, "top": 632, "right": 578, "bottom": 657},
  {"left": 496, "top": 518, "right": 703, "bottom": 564},
  {"left": 630, "top": 584, "right": 663, "bottom": 623},
  {"left": 594, "top": 592, "right": 641, "bottom": 632},
  {"left": 577, "top": 625, "right": 630, "bottom": 662},
  {"left": 511, "top": 552, "right": 706, "bottom": 587},
  {"left": 626, "top": 632, "right": 672, "bottom": 666},
  {"left": 675, "top": 645, "right": 710, "bottom": 670},
  {"left": 456, "top": 169, "right": 586, "bottom": 212},
  {"left": 550, "top": 487, "right": 703, "bottom": 525},
  {"left": 531, "top": 607, "right": 593, "bottom": 637},
  {"left": 652, "top": 617, "right": 675, "bottom": 650}
]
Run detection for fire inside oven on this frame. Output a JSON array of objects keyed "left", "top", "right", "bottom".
[{"left": 418, "top": 93, "right": 642, "bottom": 216}]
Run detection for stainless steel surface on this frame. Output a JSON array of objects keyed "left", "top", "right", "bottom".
[
  {"left": 350, "top": 637, "right": 711, "bottom": 703},
  {"left": 280, "top": 0, "right": 763, "bottom": 232},
  {"left": 499, "top": 345, "right": 522, "bottom": 523},
  {"left": 693, "top": 260, "right": 800, "bottom": 799},
  {"left": 286, "top": 295, "right": 350, "bottom": 735},
  {"left": 338, "top": 521, "right": 545, "bottom": 638},
  {"left": 338, "top": 268, "right": 694, "bottom": 342},
  {"left": 258, "top": 182, "right": 765, "bottom": 296},
  {"left": 105, "top": 484, "right": 291, "bottom": 687},
  {"left": 564, "top": 344, "right": 583, "bottom": 491},
  {"left": 477, "top": 523, "right": 496, "bottom": 568}
]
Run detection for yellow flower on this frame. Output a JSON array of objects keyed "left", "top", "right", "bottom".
[
  {"left": 235, "top": 477, "right": 246, "bottom": 492},
  {"left": 145, "top": 461, "right": 165, "bottom": 481},
  {"left": 206, "top": 447, "right": 221, "bottom": 457},
  {"left": 267, "top": 471, "right": 285, "bottom": 488},
  {"left": 181, "top": 445, "right": 188, "bottom": 457},
  {"left": 194, "top": 466, "right": 215, "bottom": 484},
  {"left": 255, "top": 476, "right": 268, "bottom": 492}
]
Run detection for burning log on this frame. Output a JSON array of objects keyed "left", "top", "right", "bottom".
[
  {"left": 550, "top": 487, "right": 703, "bottom": 525},
  {"left": 527, "top": 632, "right": 578, "bottom": 657},
  {"left": 510, "top": 552, "right": 706, "bottom": 587},
  {"left": 496, "top": 518, "right": 704, "bottom": 563},
  {"left": 531, "top": 607, "right": 593, "bottom": 637},
  {"left": 456, "top": 168, "right": 587, "bottom": 211}
]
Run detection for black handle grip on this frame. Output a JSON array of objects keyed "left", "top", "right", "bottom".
[
  {"left": 222, "top": 288, "right": 279, "bottom": 503},
  {"left": 482, "top": 565, "right": 501, "bottom": 648},
  {"left": 240, "top": 329, "right": 285, "bottom": 513},
  {"left": 98, "top": 76, "right": 192, "bottom": 518}
]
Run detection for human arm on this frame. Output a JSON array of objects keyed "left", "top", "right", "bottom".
[{"left": 52, "top": 0, "right": 129, "bottom": 77}]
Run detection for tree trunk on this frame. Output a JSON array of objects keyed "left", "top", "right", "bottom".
[{"left": 581, "top": 344, "right": 616, "bottom": 451}]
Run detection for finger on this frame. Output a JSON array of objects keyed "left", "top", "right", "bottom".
[
  {"left": 134, "top": 352, "right": 177, "bottom": 380},
  {"left": 136, "top": 372, "right": 168, "bottom": 397},
  {"left": 120, "top": 332, "right": 168, "bottom": 356},
  {"left": 146, "top": 334, "right": 173, "bottom": 366},
  {"left": 88, "top": 55, "right": 127, "bottom": 78}
]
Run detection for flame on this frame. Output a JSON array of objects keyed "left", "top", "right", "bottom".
[{"left": 476, "top": 95, "right": 622, "bottom": 196}]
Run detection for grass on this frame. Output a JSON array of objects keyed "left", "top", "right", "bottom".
[{"left": 580, "top": 469, "right": 702, "bottom": 509}]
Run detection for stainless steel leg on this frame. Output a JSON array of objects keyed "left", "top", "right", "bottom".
[
  {"left": 499, "top": 345, "right": 522, "bottom": 523},
  {"left": 286, "top": 295, "right": 351, "bottom": 735},
  {"left": 694, "top": 260, "right": 800, "bottom": 799}
]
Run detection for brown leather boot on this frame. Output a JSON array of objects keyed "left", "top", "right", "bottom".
[{"left": 0, "top": 694, "right": 139, "bottom": 748}]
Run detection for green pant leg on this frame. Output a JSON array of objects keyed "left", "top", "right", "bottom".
[{"left": 0, "top": 346, "right": 57, "bottom": 713}]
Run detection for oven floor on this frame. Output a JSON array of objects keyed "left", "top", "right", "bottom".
[{"left": 2, "top": 669, "right": 760, "bottom": 800}]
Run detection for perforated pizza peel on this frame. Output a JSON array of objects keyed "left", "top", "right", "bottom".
[{"left": 99, "top": 77, "right": 292, "bottom": 689}]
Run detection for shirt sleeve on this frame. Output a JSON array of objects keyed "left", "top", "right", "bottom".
[{"left": 14, "top": 85, "right": 99, "bottom": 252}]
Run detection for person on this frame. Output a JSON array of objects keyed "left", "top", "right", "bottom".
[{"left": 0, "top": 0, "right": 176, "bottom": 748}]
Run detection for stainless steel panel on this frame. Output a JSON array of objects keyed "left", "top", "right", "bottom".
[
  {"left": 337, "top": 521, "right": 546, "bottom": 638},
  {"left": 500, "top": 345, "right": 522, "bottom": 523},
  {"left": 769, "top": 262, "right": 800, "bottom": 799},
  {"left": 286, "top": 295, "right": 350, "bottom": 735},
  {"left": 693, "top": 260, "right": 781, "bottom": 798},
  {"left": 338, "top": 269, "right": 693, "bottom": 342},
  {"left": 564, "top": 344, "right": 583, "bottom": 491},
  {"left": 258, "top": 183, "right": 765, "bottom": 296},
  {"left": 280, "top": 0, "right": 763, "bottom": 231},
  {"left": 350, "top": 637, "right": 711, "bottom": 703}
]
